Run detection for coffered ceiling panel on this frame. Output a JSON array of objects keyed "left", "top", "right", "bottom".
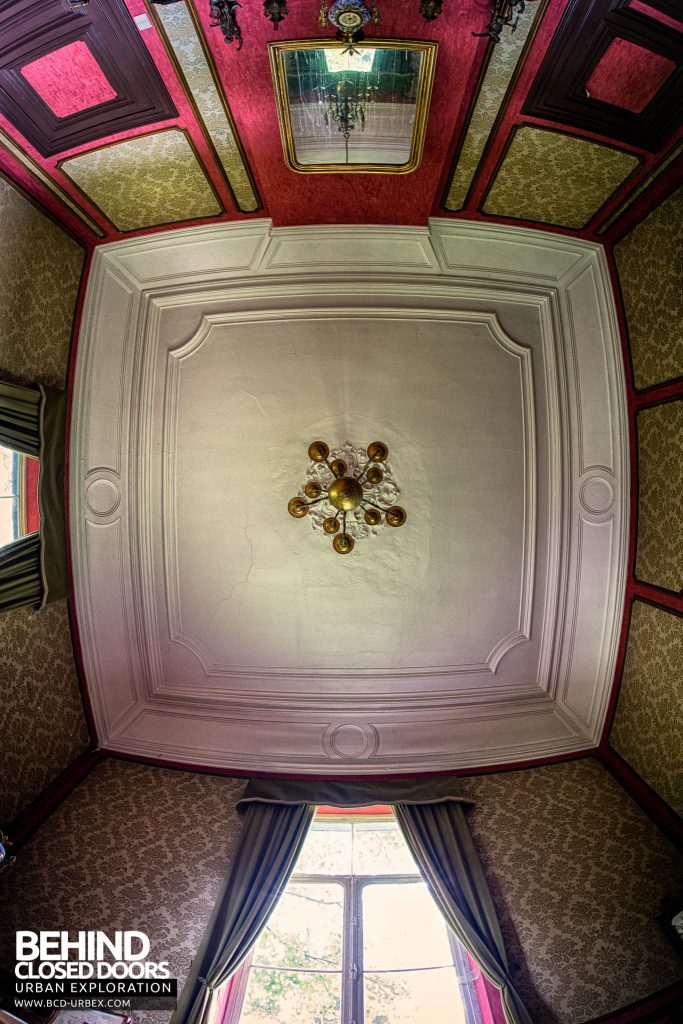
[
  {"left": 0, "top": 0, "right": 176, "bottom": 157},
  {"left": 70, "top": 220, "right": 628, "bottom": 772},
  {"left": 59, "top": 128, "right": 222, "bottom": 231},
  {"left": 482, "top": 127, "right": 640, "bottom": 228},
  {"left": 523, "top": 0, "right": 683, "bottom": 151}
]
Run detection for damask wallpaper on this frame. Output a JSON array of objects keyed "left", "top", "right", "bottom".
[
  {"left": 482, "top": 127, "right": 639, "bottom": 228},
  {"left": 1, "top": 758, "right": 680, "bottom": 1024},
  {"left": 0, "top": 173, "right": 89, "bottom": 823},
  {"left": 614, "top": 186, "right": 683, "bottom": 390},
  {"left": 60, "top": 130, "right": 222, "bottom": 232},
  {"left": 636, "top": 401, "right": 683, "bottom": 592},
  {"left": 0, "top": 174, "right": 84, "bottom": 388},
  {"left": 610, "top": 601, "right": 683, "bottom": 818},
  {"left": 459, "top": 759, "right": 683, "bottom": 1023},
  {"left": 0, "top": 760, "right": 246, "bottom": 1024}
]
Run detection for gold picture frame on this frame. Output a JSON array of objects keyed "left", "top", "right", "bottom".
[{"left": 268, "top": 39, "right": 437, "bottom": 175}]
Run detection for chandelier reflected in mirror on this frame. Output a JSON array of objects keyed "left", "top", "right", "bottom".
[{"left": 288, "top": 441, "right": 406, "bottom": 554}]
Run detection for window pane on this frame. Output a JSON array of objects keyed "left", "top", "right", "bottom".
[
  {"left": 295, "top": 821, "right": 353, "bottom": 874},
  {"left": 351, "top": 820, "right": 417, "bottom": 875},
  {"left": 364, "top": 967, "right": 467, "bottom": 1024},
  {"left": 254, "top": 882, "right": 343, "bottom": 969},
  {"left": 240, "top": 967, "right": 341, "bottom": 1024},
  {"left": 363, "top": 882, "right": 453, "bottom": 970},
  {"left": 0, "top": 446, "right": 19, "bottom": 548}
]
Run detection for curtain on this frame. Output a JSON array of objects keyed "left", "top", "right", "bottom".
[
  {"left": 173, "top": 801, "right": 314, "bottom": 1024},
  {"left": 0, "top": 380, "right": 41, "bottom": 457},
  {"left": 0, "top": 532, "right": 42, "bottom": 613},
  {"left": 0, "top": 380, "right": 69, "bottom": 613},
  {"left": 394, "top": 802, "right": 533, "bottom": 1024},
  {"left": 234, "top": 777, "right": 532, "bottom": 1024}
]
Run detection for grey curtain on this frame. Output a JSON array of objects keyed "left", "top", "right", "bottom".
[
  {"left": 0, "top": 532, "right": 42, "bottom": 612},
  {"left": 395, "top": 801, "right": 533, "bottom": 1024},
  {"left": 0, "top": 380, "right": 68, "bottom": 613},
  {"left": 173, "top": 801, "right": 314, "bottom": 1024},
  {"left": 233, "top": 777, "right": 532, "bottom": 1024},
  {"left": 0, "top": 380, "right": 41, "bottom": 456}
]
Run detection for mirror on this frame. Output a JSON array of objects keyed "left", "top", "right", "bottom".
[{"left": 269, "top": 41, "right": 437, "bottom": 173}]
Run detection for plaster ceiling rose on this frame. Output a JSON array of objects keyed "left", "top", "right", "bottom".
[{"left": 288, "top": 440, "right": 405, "bottom": 553}]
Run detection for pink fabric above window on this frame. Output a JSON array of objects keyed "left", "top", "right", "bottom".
[
  {"left": 21, "top": 41, "right": 117, "bottom": 118},
  {"left": 586, "top": 37, "right": 675, "bottom": 114},
  {"left": 25, "top": 456, "right": 39, "bottom": 534}
]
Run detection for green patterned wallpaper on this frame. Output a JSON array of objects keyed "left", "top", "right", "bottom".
[
  {"left": 483, "top": 127, "right": 639, "bottom": 228},
  {"left": 154, "top": 1, "right": 258, "bottom": 213},
  {"left": 444, "top": 1, "right": 544, "bottom": 211},
  {"left": 2, "top": 759, "right": 680, "bottom": 1024},
  {"left": 610, "top": 602, "right": 683, "bottom": 817},
  {"left": 60, "top": 129, "right": 222, "bottom": 232},
  {"left": 0, "top": 174, "right": 89, "bottom": 822},
  {"left": 461, "top": 760, "right": 683, "bottom": 1022},
  {"left": 636, "top": 401, "right": 683, "bottom": 592},
  {"left": 614, "top": 187, "right": 683, "bottom": 389}
]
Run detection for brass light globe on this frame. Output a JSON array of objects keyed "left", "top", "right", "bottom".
[{"left": 287, "top": 440, "right": 406, "bottom": 554}]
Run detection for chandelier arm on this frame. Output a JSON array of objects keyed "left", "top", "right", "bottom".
[
  {"left": 360, "top": 498, "right": 391, "bottom": 512},
  {"left": 356, "top": 459, "right": 372, "bottom": 483}
]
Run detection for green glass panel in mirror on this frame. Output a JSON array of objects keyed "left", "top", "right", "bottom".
[{"left": 283, "top": 47, "right": 422, "bottom": 166}]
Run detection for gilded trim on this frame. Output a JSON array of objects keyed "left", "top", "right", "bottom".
[
  {"left": 57, "top": 128, "right": 223, "bottom": 233},
  {"left": 0, "top": 128, "right": 104, "bottom": 237},
  {"left": 268, "top": 39, "right": 437, "bottom": 176},
  {"left": 146, "top": 0, "right": 260, "bottom": 213}
]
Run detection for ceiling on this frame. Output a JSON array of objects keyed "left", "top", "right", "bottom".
[
  {"left": 0, "top": 0, "right": 680, "bottom": 245},
  {"left": 1, "top": 0, "right": 679, "bottom": 772},
  {"left": 70, "top": 219, "right": 628, "bottom": 772}
]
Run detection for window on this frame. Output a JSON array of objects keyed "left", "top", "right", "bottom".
[
  {"left": 224, "top": 812, "right": 504, "bottom": 1024},
  {"left": 0, "top": 445, "right": 39, "bottom": 549}
]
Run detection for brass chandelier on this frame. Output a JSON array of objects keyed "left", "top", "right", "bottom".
[{"left": 288, "top": 440, "right": 406, "bottom": 554}]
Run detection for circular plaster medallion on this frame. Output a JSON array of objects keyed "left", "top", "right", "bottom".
[
  {"left": 579, "top": 475, "right": 614, "bottom": 516},
  {"left": 323, "top": 723, "right": 378, "bottom": 759},
  {"left": 85, "top": 476, "right": 121, "bottom": 518}
]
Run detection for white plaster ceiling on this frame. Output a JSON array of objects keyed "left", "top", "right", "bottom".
[{"left": 71, "top": 220, "right": 628, "bottom": 772}]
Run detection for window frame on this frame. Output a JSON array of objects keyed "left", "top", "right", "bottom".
[
  {"left": 0, "top": 447, "right": 27, "bottom": 547},
  {"left": 225, "top": 813, "right": 488, "bottom": 1024}
]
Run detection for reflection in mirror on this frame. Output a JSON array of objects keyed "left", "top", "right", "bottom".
[{"left": 269, "top": 41, "right": 437, "bottom": 173}]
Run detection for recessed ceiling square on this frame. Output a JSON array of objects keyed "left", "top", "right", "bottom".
[{"left": 21, "top": 42, "right": 117, "bottom": 118}]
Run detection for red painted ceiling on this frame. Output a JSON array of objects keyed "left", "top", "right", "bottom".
[{"left": 0, "top": 0, "right": 680, "bottom": 249}]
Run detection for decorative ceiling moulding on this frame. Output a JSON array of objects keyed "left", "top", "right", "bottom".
[
  {"left": 0, "top": 126, "right": 104, "bottom": 236},
  {"left": 58, "top": 128, "right": 222, "bottom": 232},
  {"left": 443, "top": 0, "right": 547, "bottom": 212},
  {"left": 523, "top": 0, "right": 683, "bottom": 152},
  {"left": 148, "top": 0, "right": 260, "bottom": 214},
  {"left": 71, "top": 219, "right": 628, "bottom": 774},
  {"left": 0, "top": 0, "right": 177, "bottom": 158},
  {"left": 481, "top": 125, "right": 641, "bottom": 230}
]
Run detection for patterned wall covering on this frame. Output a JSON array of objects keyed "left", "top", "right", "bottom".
[
  {"left": 460, "top": 759, "right": 683, "bottom": 1023},
  {"left": 0, "top": 760, "right": 246, "bottom": 1024},
  {"left": 152, "top": 2, "right": 258, "bottom": 213},
  {"left": 0, "top": 173, "right": 89, "bottom": 823},
  {"left": 0, "top": 174, "right": 84, "bottom": 387},
  {"left": 59, "top": 130, "right": 222, "bottom": 232},
  {"left": 482, "top": 127, "right": 639, "bottom": 228},
  {"left": 0, "top": 604, "right": 90, "bottom": 823},
  {"left": 610, "top": 602, "right": 683, "bottom": 818},
  {"left": 636, "top": 401, "right": 683, "bottom": 592},
  {"left": 1, "top": 758, "right": 681, "bottom": 1024},
  {"left": 443, "top": 1, "right": 544, "bottom": 211},
  {"left": 614, "top": 186, "right": 683, "bottom": 389}
]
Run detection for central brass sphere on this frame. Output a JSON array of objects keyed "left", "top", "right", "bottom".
[{"left": 328, "top": 476, "right": 364, "bottom": 512}]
